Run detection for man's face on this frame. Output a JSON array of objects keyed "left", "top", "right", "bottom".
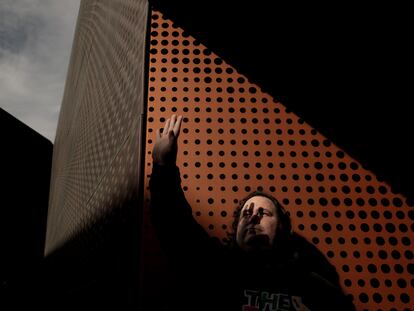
[{"left": 236, "top": 196, "right": 278, "bottom": 252}]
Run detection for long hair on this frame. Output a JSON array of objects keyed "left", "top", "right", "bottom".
[{"left": 226, "top": 190, "right": 293, "bottom": 253}]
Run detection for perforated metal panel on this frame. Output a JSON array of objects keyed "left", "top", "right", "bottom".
[
  {"left": 144, "top": 11, "right": 414, "bottom": 311},
  {"left": 45, "top": 0, "right": 148, "bottom": 255}
]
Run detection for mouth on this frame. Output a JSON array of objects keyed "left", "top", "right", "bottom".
[{"left": 246, "top": 227, "right": 261, "bottom": 234}]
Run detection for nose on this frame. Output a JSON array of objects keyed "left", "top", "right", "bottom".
[{"left": 249, "top": 213, "right": 262, "bottom": 224}]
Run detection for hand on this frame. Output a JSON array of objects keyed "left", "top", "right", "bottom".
[{"left": 152, "top": 114, "right": 183, "bottom": 166}]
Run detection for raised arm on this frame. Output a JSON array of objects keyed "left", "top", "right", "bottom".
[{"left": 149, "top": 115, "right": 218, "bottom": 265}]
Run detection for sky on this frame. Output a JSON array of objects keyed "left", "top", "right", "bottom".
[{"left": 0, "top": 0, "right": 80, "bottom": 142}]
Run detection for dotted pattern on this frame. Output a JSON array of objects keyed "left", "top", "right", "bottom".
[
  {"left": 45, "top": 0, "right": 148, "bottom": 255},
  {"left": 144, "top": 11, "right": 414, "bottom": 311}
]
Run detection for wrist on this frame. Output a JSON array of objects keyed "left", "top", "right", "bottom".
[{"left": 153, "top": 160, "right": 176, "bottom": 167}]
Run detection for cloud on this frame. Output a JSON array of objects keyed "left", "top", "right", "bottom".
[{"left": 0, "top": 0, "right": 80, "bottom": 142}]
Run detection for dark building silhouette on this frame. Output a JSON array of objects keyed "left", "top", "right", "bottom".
[{"left": 0, "top": 107, "right": 53, "bottom": 307}]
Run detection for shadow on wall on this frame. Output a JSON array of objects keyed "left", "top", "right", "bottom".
[
  {"left": 5, "top": 195, "right": 142, "bottom": 310},
  {"left": 149, "top": 0, "right": 414, "bottom": 201}
]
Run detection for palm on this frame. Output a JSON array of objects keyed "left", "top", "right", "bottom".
[{"left": 152, "top": 114, "right": 183, "bottom": 166}]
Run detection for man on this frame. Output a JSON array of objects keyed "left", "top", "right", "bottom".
[{"left": 149, "top": 114, "right": 355, "bottom": 311}]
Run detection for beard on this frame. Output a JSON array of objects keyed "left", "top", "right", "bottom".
[{"left": 245, "top": 233, "right": 272, "bottom": 251}]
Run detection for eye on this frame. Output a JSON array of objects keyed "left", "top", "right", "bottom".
[{"left": 259, "top": 208, "right": 271, "bottom": 216}]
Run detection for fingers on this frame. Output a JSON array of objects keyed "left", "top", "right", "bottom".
[
  {"left": 159, "top": 114, "right": 183, "bottom": 138},
  {"left": 169, "top": 114, "right": 176, "bottom": 133},
  {"left": 163, "top": 118, "right": 170, "bottom": 136},
  {"left": 156, "top": 128, "right": 161, "bottom": 141},
  {"left": 173, "top": 115, "right": 183, "bottom": 137}
]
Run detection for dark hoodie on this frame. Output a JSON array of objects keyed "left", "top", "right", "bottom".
[{"left": 149, "top": 163, "right": 356, "bottom": 311}]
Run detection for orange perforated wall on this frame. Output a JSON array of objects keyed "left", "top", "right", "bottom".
[{"left": 143, "top": 10, "right": 414, "bottom": 311}]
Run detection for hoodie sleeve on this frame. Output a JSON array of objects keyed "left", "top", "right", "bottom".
[{"left": 149, "top": 163, "right": 218, "bottom": 264}]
